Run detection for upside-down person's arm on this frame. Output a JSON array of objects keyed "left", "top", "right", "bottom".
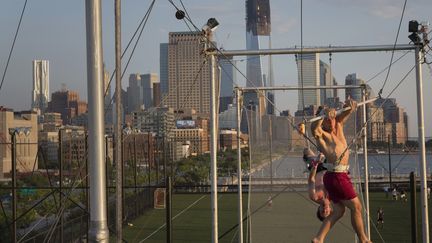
[
  {"left": 308, "top": 163, "right": 318, "bottom": 201},
  {"left": 311, "top": 118, "right": 324, "bottom": 140}
]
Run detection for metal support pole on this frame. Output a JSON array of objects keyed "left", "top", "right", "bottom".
[
  {"left": 213, "top": 44, "right": 415, "bottom": 57},
  {"left": 85, "top": 133, "right": 90, "bottom": 240},
  {"left": 166, "top": 176, "right": 172, "bottom": 243},
  {"left": 410, "top": 172, "right": 418, "bottom": 243},
  {"left": 269, "top": 116, "right": 273, "bottom": 192},
  {"left": 58, "top": 130, "right": 64, "bottom": 243},
  {"left": 11, "top": 132, "right": 17, "bottom": 243},
  {"left": 361, "top": 87, "right": 370, "bottom": 239},
  {"left": 133, "top": 136, "right": 137, "bottom": 215},
  {"left": 388, "top": 135, "right": 392, "bottom": 188},
  {"left": 414, "top": 45, "right": 429, "bottom": 243},
  {"left": 85, "top": 0, "right": 109, "bottom": 241},
  {"left": 210, "top": 52, "right": 219, "bottom": 243},
  {"left": 162, "top": 136, "right": 167, "bottom": 183},
  {"left": 114, "top": 0, "right": 123, "bottom": 241},
  {"left": 105, "top": 135, "right": 109, "bottom": 232},
  {"left": 147, "top": 133, "right": 151, "bottom": 200},
  {"left": 235, "top": 89, "right": 243, "bottom": 243}
]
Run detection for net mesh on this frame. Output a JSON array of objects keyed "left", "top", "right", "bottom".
[{"left": 244, "top": 103, "right": 361, "bottom": 242}]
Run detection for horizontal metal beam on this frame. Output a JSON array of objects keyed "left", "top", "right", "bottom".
[
  {"left": 210, "top": 44, "right": 415, "bottom": 57},
  {"left": 236, "top": 85, "right": 365, "bottom": 91}
]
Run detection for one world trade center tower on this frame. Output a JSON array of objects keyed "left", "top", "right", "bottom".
[{"left": 245, "top": 0, "right": 274, "bottom": 115}]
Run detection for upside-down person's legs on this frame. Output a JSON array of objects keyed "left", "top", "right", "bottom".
[
  {"left": 312, "top": 203, "right": 345, "bottom": 243},
  {"left": 341, "top": 197, "right": 371, "bottom": 243}
]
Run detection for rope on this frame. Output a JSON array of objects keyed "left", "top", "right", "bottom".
[
  {"left": 378, "top": 0, "right": 407, "bottom": 97},
  {"left": 334, "top": 64, "right": 416, "bottom": 166},
  {"left": 0, "top": 0, "right": 28, "bottom": 95},
  {"left": 166, "top": 0, "right": 320, "bottom": 150},
  {"left": 104, "top": 0, "right": 156, "bottom": 118}
]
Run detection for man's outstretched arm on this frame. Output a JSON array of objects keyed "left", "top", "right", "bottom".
[{"left": 336, "top": 99, "right": 357, "bottom": 124}]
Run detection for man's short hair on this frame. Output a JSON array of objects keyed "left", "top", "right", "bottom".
[{"left": 316, "top": 206, "right": 325, "bottom": 222}]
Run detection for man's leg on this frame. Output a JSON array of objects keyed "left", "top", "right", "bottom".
[
  {"left": 312, "top": 203, "right": 345, "bottom": 243},
  {"left": 341, "top": 197, "right": 370, "bottom": 243}
]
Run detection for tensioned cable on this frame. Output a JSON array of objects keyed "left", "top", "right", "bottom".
[
  {"left": 300, "top": 0, "right": 306, "bottom": 119},
  {"left": 378, "top": 0, "right": 407, "bottom": 97},
  {"left": 218, "top": 105, "right": 356, "bottom": 240},
  {"left": 104, "top": 0, "right": 156, "bottom": 118},
  {"left": 0, "top": 0, "right": 28, "bottom": 95},
  {"left": 335, "top": 64, "right": 416, "bottom": 166},
  {"left": 352, "top": 139, "right": 386, "bottom": 243},
  {"left": 167, "top": 0, "right": 320, "bottom": 150},
  {"left": 104, "top": 0, "right": 155, "bottom": 98},
  {"left": 366, "top": 51, "right": 411, "bottom": 84}
]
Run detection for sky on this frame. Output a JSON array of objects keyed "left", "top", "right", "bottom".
[{"left": 0, "top": 0, "right": 431, "bottom": 136}]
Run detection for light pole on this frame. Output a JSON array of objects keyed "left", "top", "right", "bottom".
[
  {"left": 203, "top": 17, "right": 220, "bottom": 243},
  {"left": 9, "top": 127, "right": 31, "bottom": 243}
]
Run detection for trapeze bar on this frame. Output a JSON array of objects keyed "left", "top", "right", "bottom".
[
  {"left": 236, "top": 85, "right": 364, "bottom": 91},
  {"left": 308, "top": 97, "right": 379, "bottom": 123},
  {"left": 210, "top": 44, "right": 415, "bottom": 57}
]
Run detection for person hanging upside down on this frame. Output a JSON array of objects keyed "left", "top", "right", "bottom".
[
  {"left": 310, "top": 99, "right": 371, "bottom": 243},
  {"left": 303, "top": 148, "right": 332, "bottom": 221}
]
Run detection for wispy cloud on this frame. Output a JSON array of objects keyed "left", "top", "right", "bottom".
[
  {"left": 369, "top": 3, "right": 407, "bottom": 19},
  {"left": 318, "top": 0, "right": 408, "bottom": 19},
  {"left": 274, "top": 18, "right": 297, "bottom": 34}
]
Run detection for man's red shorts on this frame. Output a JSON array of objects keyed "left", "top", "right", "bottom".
[{"left": 323, "top": 172, "right": 357, "bottom": 203}]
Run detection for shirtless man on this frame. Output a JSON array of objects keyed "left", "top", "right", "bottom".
[
  {"left": 310, "top": 99, "right": 370, "bottom": 243},
  {"left": 304, "top": 148, "right": 332, "bottom": 221}
]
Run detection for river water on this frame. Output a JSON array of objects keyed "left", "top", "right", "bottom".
[{"left": 251, "top": 153, "right": 432, "bottom": 179}]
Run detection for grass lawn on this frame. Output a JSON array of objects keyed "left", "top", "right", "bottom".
[
  {"left": 122, "top": 191, "right": 432, "bottom": 243},
  {"left": 369, "top": 191, "right": 432, "bottom": 243}
]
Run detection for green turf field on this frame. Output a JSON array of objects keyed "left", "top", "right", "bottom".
[{"left": 122, "top": 191, "right": 432, "bottom": 243}]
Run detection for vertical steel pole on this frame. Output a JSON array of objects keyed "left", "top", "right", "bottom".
[
  {"left": 166, "top": 176, "right": 172, "bottom": 243},
  {"left": 114, "top": 0, "right": 123, "bottom": 242},
  {"left": 235, "top": 89, "right": 243, "bottom": 243},
  {"left": 133, "top": 136, "right": 137, "bottom": 215},
  {"left": 209, "top": 49, "right": 219, "bottom": 243},
  {"left": 11, "top": 132, "right": 17, "bottom": 243},
  {"left": 58, "top": 130, "right": 64, "bottom": 242},
  {"left": 388, "top": 135, "right": 392, "bottom": 188},
  {"left": 362, "top": 87, "right": 370, "bottom": 238},
  {"left": 415, "top": 45, "right": 429, "bottom": 243},
  {"left": 85, "top": 0, "right": 109, "bottom": 241},
  {"left": 269, "top": 115, "right": 273, "bottom": 193},
  {"left": 148, "top": 133, "right": 151, "bottom": 201},
  {"left": 410, "top": 172, "right": 418, "bottom": 243},
  {"left": 105, "top": 135, "right": 109, "bottom": 234}
]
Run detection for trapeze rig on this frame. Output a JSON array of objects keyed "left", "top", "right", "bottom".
[{"left": 204, "top": 19, "right": 430, "bottom": 243}]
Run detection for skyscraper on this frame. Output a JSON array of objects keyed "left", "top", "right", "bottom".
[
  {"left": 142, "top": 73, "right": 159, "bottom": 109},
  {"left": 127, "top": 73, "right": 159, "bottom": 113},
  {"left": 245, "top": 0, "right": 273, "bottom": 114},
  {"left": 127, "top": 74, "right": 142, "bottom": 113},
  {"left": 164, "top": 31, "right": 214, "bottom": 117},
  {"left": 160, "top": 43, "right": 169, "bottom": 97},
  {"left": 319, "top": 60, "right": 338, "bottom": 105},
  {"left": 32, "top": 60, "right": 49, "bottom": 112},
  {"left": 345, "top": 73, "right": 365, "bottom": 101},
  {"left": 219, "top": 57, "right": 235, "bottom": 113},
  {"left": 296, "top": 53, "right": 320, "bottom": 110},
  {"left": 47, "top": 89, "right": 87, "bottom": 125},
  {"left": 103, "top": 65, "right": 113, "bottom": 125}
]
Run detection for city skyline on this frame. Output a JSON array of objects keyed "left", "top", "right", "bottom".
[{"left": 0, "top": 0, "right": 431, "bottom": 136}]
